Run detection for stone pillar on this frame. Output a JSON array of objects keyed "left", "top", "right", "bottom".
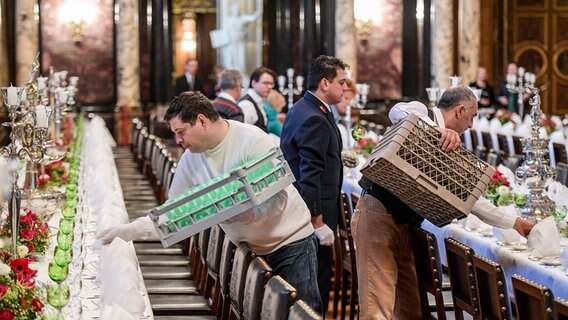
[
  {"left": 115, "top": 0, "right": 142, "bottom": 146},
  {"left": 15, "top": 0, "right": 39, "bottom": 85},
  {"left": 116, "top": 0, "right": 140, "bottom": 108},
  {"left": 430, "top": 0, "right": 453, "bottom": 88},
  {"left": 335, "top": 0, "right": 357, "bottom": 80},
  {"left": 0, "top": 0, "right": 9, "bottom": 86},
  {"left": 458, "top": 0, "right": 480, "bottom": 84}
]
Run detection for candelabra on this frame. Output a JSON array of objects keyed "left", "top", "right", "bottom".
[
  {"left": 506, "top": 67, "right": 536, "bottom": 118},
  {"left": 355, "top": 83, "right": 370, "bottom": 108},
  {"left": 514, "top": 88, "right": 556, "bottom": 222},
  {"left": 0, "top": 84, "right": 45, "bottom": 256},
  {"left": 277, "top": 68, "right": 304, "bottom": 109}
]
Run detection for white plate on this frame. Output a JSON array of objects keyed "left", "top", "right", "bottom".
[{"left": 539, "top": 257, "right": 562, "bottom": 267}]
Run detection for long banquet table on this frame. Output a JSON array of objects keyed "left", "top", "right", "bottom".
[
  {"left": 342, "top": 172, "right": 568, "bottom": 301},
  {"left": 26, "top": 116, "right": 153, "bottom": 319}
]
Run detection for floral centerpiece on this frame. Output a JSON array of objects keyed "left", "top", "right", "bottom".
[
  {"left": 38, "top": 160, "right": 68, "bottom": 190},
  {"left": 485, "top": 167, "right": 527, "bottom": 207},
  {"left": 541, "top": 116, "right": 557, "bottom": 135},
  {"left": 0, "top": 245, "right": 43, "bottom": 319},
  {"left": 0, "top": 209, "right": 49, "bottom": 257},
  {"left": 494, "top": 109, "right": 517, "bottom": 126},
  {"left": 354, "top": 137, "right": 378, "bottom": 157}
]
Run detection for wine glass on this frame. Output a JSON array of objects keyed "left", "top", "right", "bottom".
[
  {"left": 48, "top": 262, "right": 69, "bottom": 284},
  {"left": 57, "top": 231, "right": 73, "bottom": 251},
  {"left": 59, "top": 219, "right": 74, "bottom": 235},
  {"left": 53, "top": 246, "right": 73, "bottom": 267},
  {"left": 46, "top": 283, "right": 70, "bottom": 320},
  {"left": 62, "top": 206, "right": 76, "bottom": 220}
]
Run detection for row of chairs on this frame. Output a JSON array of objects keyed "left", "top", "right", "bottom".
[
  {"left": 131, "top": 118, "right": 177, "bottom": 204},
  {"left": 413, "top": 227, "right": 568, "bottom": 319},
  {"left": 188, "top": 225, "right": 322, "bottom": 319}
]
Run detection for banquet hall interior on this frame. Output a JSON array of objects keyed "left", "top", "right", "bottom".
[{"left": 2, "top": 0, "right": 568, "bottom": 319}]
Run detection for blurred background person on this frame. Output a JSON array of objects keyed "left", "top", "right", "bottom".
[
  {"left": 331, "top": 78, "right": 357, "bottom": 148},
  {"left": 264, "top": 89, "right": 286, "bottom": 137},
  {"left": 207, "top": 64, "right": 226, "bottom": 99},
  {"left": 469, "top": 66, "right": 495, "bottom": 112},
  {"left": 238, "top": 66, "right": 276, "bottom": 132},
  {"left": 174, "top": 58, "right": 203, "bottom": 96},
  {"left": 211, "top": 69, "right": 244, "bottom": 122}
]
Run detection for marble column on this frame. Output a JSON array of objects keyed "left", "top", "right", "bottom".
[
  {"left": 335, "top": 0, "right": 357, "bottom": 80},
  {"left": 116, "top": 0, "right": 140, "bottom": 107},
  {"left": 15, "top": 0, "right": 39, "bottom": 86},
  {"left": 0, "top": 0, "right": 8, "bottom": 86},
  {"left": 458, "top": 0, "right": 480, "bottom": 85},
  {"left": 430, "top": 0, "right": 453, "bottom": 89}
]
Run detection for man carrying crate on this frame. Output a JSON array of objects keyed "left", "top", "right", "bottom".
[
  {"left": 352, "top": 86, "right": 534, "bottom": 319},
  {"left": 99, "top": 92, "right": 323, "bottom": 315}
]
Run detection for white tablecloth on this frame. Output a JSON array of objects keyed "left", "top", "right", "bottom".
[{"left": 342, "top": 174, "right": 568, "bottom": 300}]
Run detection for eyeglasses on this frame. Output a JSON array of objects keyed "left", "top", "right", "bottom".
[{"left": 260, "top": 81, "right": 275, "bottom": 87}]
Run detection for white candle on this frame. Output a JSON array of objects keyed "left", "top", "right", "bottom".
[
  {"left": 37, "top": 77, "right": 48, "bottom": 90},
  {"left": 286, "top": 68, "right": 294, "bottom": 78},
  {"left": 295, "top": 75, "right": 304, "bottom": 88},
  {"left": 69, "top": 76, "right": 79, "bottom": 86},
  {"left": 6, "top": 87, "right": 18, "bottom": 105},
  {"left": 277, "top": 75, "right": 286, "bottom": 88},
  {"left": 35, "top": 105, "right": 48, "bottom": 128}
]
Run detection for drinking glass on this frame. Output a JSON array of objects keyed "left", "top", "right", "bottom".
[
  {"left": 54, "top": 246, "right": 73, "bottom": 267},
  {"left": 57, "top": 231, "right": 73, "bottom": 251},
  {"left": 59, "top": 219, "right": 74, "bottom": 235},
  {"left": 46, "top": 284, "right": 70, "bottom": 319},
  {"left": 48, "top": 262, "right": 69, "bottom": 283}
]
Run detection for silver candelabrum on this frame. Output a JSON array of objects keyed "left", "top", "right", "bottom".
[
  {"left": 506, "top": 67, "right": 536, "bottom": 118},
  {"left": 514, "top": 88, "right": 556, "bottom": 222},
  {"left": 355, "top": 83, "right": 370, "bottom": 108},
  {"left": 277, "top": 68, "right": 304, "bottom": 109}
]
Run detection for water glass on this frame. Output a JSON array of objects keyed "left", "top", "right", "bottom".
[{"left": 48, "top": 262, "right": 69, "bottom": 283}]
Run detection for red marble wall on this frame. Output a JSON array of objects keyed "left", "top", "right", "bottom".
[
  {"left": 356, "top": 0, "right": 402, "bottom": 100},
  {"left": 40, "top": 0, "right": 115, "bottom": 105}
]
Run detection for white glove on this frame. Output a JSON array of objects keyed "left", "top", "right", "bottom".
[
  {"left": 314, "top": 224, "right": 335, "bottom": 246},
  {"left": 341, "top": 150, "right": 360, "bottom": 168},
  {"left": 96, "top": 216, "right": 157, "bottom": 245}
]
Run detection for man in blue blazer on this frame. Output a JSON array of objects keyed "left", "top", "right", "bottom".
[{"left": 280, "top": 55, "right": 349, "bottom": 314}]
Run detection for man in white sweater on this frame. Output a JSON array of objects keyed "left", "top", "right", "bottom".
[{"left": 101, "top": 91, "right": 322, "bottom": 314}]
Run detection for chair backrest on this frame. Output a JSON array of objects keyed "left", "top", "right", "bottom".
[
  {"left": 481, "top": 131, "right": 493, "bottom": 151},
  {"left": 206, "top": 225, "right": 225, "bottom": 275},
  {"left": 261, "top": 275, "right": 297, "bottom": 320},
  {"left": 243, "top": 257, "right": 273, "bottom": 320},
  {"left": 553, "top": 142, "right": 568, "bottom": 165},
  {"left": 350, "top": 192, "right": 359, "bottom": 214},
  {"left": 445, "top": 237, "right": 481, "bottom": 319},
  {"left": 554, "top": 298, "right": 568, "bottom": 320},
  {"left": 198, "top": 228, "right": 211, "bottom": 260},
  {"left": 219, "top": 236, "right": 237, "bottom": 295},
  {"left": 496, "top": 133, "right": 510, "bottom": 155},
  {"left": 288, "top": 299, "right": 322, "bottom": 320},
  {"left": 469, "top": 129, "right": 480, "bottom": 149},
  {"left": 410, "top": 227, "right": 446, "bottom": 320},
  {"left": 556, "top": 162, "right": 568, "bottom": 186},
  {"left": 472, "top": 254, "right": 511, "bottom": 320},
  {"left": 512, "top": 135, "right": 523, "bottom": 155},
  {"left": 512, "top": 274, "right": 554, "bottom": 320},
  {"left": 229, "top": 242, "right": 255, "bottom": 314}
]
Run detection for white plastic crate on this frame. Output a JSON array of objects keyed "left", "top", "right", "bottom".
[
  {"left": 148, "top": 147, "right": 295, "bottom": 247},
  {"left": 360, "top": 113, "right": 494, "bottom": 226}
]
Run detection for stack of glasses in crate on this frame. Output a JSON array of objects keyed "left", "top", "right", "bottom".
[{"left": 148, "top": 147, "right": 295, "bottom": 247}]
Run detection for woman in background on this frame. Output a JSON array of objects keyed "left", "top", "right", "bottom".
[{"left": 264, "top": 89, "right": 287, "bottom": 137}]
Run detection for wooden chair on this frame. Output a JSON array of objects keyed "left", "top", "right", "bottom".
[
  {"left": 288, "top": 300, "right": 322, "bottom": 320},
  {"left": 557, "top": 162, "right": 568, "bottom": 186},
  {"left": 554, "top": 298, "right": 568, "bottom": 320},
  {"left": 229, "top": 243, "right": 255, "bottom": 320},
  {"left": 497, "top": 133, "right": 511, "bottom": 156},
  {"left": 242, "top": 257, "right": 273, "bottom": 320},
  {"left": 410, "top": 227, "right": 448, "bottom": 320},
  {"left": 472, "top": 255, "right": 511, "bottom": 320},
  {"left": 203, "top": 225, "right": 225, "bottom": 304},
  {"left": 445, "top": 237, "right": 482, "bottom": 320},
  {"left": 217, "top": 237, "right": 237, "bottom": 319},
  {"left": 512, "top": 135, "right": 524, "bottom": 155},
  {"left": 260, "top": 275, "right": 297, "bottom": 320},
  {"left": 553, "top": 142, "right": 568, "bottom": 165},
  {"left": 469, "top": 129, "right": 480, "bottom": 151},
  {"left": 512, "top": 274, "right": 554, "bottom": 320},
  {"left": 338, "top": 192, "right": 358, "bottom": 320},
  {"left": 481, "top": 132, "right": 494, "bottom": 152}
]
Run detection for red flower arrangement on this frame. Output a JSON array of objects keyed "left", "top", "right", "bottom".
[
  {"left": 354, "top": 137, "right": 378, "bottom": 156},
  {"left": 0, "top": 257, "right": 43, "bottom": 319},
  {"left": 541, "top": 117, "right": 557, "bottom": 135},
  {"left": 0, "top": 209, "right": 49, "bottom": 257},
  {"left": 494, "top": 109, "right": 517, "bottom": 126},
  {"left": 38, "top": 160, "right": 68, "bottom": 189}
]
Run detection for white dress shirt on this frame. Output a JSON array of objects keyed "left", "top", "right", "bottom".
[{"left": 237, "top": 89, "right": 268, "bottom": 125}]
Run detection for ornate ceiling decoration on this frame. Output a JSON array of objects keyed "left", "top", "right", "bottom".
[{"left": 172, "top": 0, "right": 216, "bottom": 14}]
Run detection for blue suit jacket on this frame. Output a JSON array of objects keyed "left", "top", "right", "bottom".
[{"left": 280, "top": 92, "right": 343, "bottom": 231}]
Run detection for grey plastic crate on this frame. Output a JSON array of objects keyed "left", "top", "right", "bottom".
[
  {"left": 148, "top": 147, "right": 295, "bottom": 247},
  {"left": 360, "top": 113, "right": 494, "bottom": 226}
]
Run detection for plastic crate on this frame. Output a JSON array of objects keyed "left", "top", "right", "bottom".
[
  {"left": 148, "top": 147, "right": 295, "bottom": 247},
  {"left": 360, "top": 113, "right": 494, "bottom": 226}
]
